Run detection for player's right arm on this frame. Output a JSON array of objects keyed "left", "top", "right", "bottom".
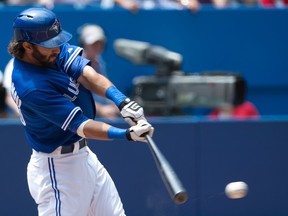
[{"left": 77, "top": 119, "right": 153, "bottom": 142}]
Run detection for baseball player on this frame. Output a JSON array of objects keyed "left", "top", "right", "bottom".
[{"left": 8, "top": 7, "right": 154, "bottom": 216}]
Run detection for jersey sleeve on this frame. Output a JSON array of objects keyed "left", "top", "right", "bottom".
[
  {"left": 57, "top": 43, "right": 90, "bottom": 80},
  {"left": 21, "top": 89, "right": 89, "bottom": 133}
]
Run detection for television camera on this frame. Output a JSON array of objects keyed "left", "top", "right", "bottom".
[{"left": 114, "top": 39, "right": 246, "bottom": 116}]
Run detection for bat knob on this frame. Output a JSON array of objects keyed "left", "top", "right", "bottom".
[{"left": 174, "top": 191, "right": 189, "bottom": 204}]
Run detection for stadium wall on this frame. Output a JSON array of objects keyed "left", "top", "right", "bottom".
[{"left": 1, "top": 118, "right": 288, "bottom": 216}]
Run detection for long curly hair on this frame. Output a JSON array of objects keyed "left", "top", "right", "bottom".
[{"left": 8, "top": 39, "right": 25, "bottom": 59}]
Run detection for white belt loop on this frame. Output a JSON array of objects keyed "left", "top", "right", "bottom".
[
  {"left": 54, "top": 147, "right": 62, "bottom": 155},
  {"left": 72, "top": 141, "right": 80, "bottom": 154}
]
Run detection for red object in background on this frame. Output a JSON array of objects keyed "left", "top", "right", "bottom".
[
  {"left": 259, "top": 0, "right": 288, "bottom": 7},
  {"left": 208, "top": 101, "right": 259, "bottom": 119}
]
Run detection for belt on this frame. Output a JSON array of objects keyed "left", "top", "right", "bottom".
[{"left": 60, "top": 139, "right": 87, "bottom": 154}]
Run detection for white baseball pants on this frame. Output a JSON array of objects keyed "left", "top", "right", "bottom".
[{"left": 27, "top": 145, "right": 125, "bottom": 216}]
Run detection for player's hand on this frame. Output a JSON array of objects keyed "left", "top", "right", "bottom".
[
  {"left": 126, "top": 120, "right": 154, "bottom": 142},
  {"left": 119, "top": 98, "right": 146, "bottom": 126}
]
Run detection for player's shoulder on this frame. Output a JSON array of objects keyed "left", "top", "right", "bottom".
[
  {"left": 60, "top": 43, "right": 83, "bottom": 57},
  {"left": 57, "top": 43, "right": 84, "bottom": 71},
  {"left": 12, "top": 59, "right": 55, "bottom": 97}
]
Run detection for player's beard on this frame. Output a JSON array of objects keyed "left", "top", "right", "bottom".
[{"left": 32, "top": 46, "right": 58, "bottom": 67}]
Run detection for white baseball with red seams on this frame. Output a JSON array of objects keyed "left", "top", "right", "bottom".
[{"left": 225, "top": 181, "right": 248, "bottom": 199}]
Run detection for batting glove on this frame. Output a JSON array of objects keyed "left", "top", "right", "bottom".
[
  {"left": 126, "top": 119, "right": 154, "bottom": 142},
  {"left": 119, "top": 98, "right": 146, "bottom": 126}
]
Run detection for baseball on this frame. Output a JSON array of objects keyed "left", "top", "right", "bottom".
[{"left": 225, "top": 181, "right": 248, "bottom": 199}]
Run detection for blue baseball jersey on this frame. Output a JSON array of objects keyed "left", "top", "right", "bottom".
[{"left": 11, "top": 43, "right": 96, "bottom": 153}]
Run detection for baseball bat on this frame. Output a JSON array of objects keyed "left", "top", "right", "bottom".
[{"left": 145, "top": 134, "right": 188, "bottom": 204}]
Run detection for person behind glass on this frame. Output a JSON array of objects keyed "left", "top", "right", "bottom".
[
  {"left": 49, "top": 0, "right": 139, "bottom": 12},
  {"left": 208, "top": 101, "right": 259, "bottom": 119},
  {"left": 78, "top": 24, "right": 120, "bottom": 119},
  {"left": 8, "top": 7, "right": 154, "bottom": 216},
  {"left": 5, "top": 0, "right": 54, "bottom": 9},
  {"left": 99, "top": 0, "right": 200, "bottom": 13},
  {"left": 207, "top": 78, "right": 259, "bottom": 120},
  {"left": 258, "top": 0, "right": 288, "bottom": 7},
  {"left": 137, "top": 0, "right": 201, "bottom": 12},
  {"left": 116, "top": 0, "right": 233, "bottom": 12}
]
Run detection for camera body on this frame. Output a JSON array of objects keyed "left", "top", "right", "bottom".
[
  {"left": 132, "top": 73, "right": 246, "bottom": 115},
  {"left": 114, "top": 39, "right": 246, "bottom": 115}
]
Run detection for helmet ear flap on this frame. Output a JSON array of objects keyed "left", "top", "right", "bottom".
[
  {"left": 22, "top": 31, "right": 30, "bottom": 41},
  {"left": 16, "top": 29, "right": 31, "bottom": 42}
]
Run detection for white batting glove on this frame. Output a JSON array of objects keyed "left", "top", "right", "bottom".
[
  {"left": 126, "top": 119, "right": 154, "bottom": 142},
  {"left": 119, "top": 98, "right": 146, "bottom": 126}
]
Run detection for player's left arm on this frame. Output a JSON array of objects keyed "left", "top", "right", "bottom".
[
  {"left": 58, "top": 44, "right": 146, "bottom": 124},
  {"left": 78, "top": 65, "right": 148, "bottom": 126},
  {"left": 78, "top": 65, "right": 114, "bottom": 97},
  {"left": 58, "top": 44, "right": 145, "bottom": 124}
]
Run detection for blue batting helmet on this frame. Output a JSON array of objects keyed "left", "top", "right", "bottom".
[{"left": 13, "top": 7, "right": 72, "bottom": 48}]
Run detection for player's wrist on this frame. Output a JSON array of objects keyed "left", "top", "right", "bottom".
[
  {"left": 126, "top": 128, "right": 133, "bottom": 141},
  {"left": 107, "top": 126, "right": 127, "bottom": 139},
  {"left": 105, "top": 86, "right": 127, "bottom": 107}
]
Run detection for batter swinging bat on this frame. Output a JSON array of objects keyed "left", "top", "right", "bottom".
[{"left": 145, "top": 134, "right": 188, "bottom": 204}]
